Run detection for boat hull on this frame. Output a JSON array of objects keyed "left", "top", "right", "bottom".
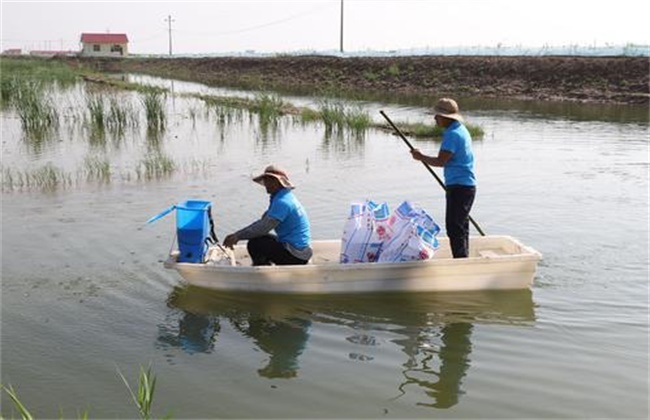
[{"left": 164, "top": 235, "right": 542, "bottom": 294}]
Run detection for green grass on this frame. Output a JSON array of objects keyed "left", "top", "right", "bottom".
[
  {"left": 316, "top": 99, "right": 372, "bottom": 134},
  {"left": 117, "top": 365, "right": 158, "bottom": 420},
  {"left": 0, "top": 57, "right": 79, "bottom": 85},
  {"left": 13, "top": 80, "right": 59, "bottom": 136},
  {"left": 2, "top": 365, "right": 167, "bottom": 419},
  {"left": 141, "top": 91, "right": 166, "bottom": 132},
  {"left": 384, "top": 121, "right": 485, "bottom": 139},
  {"left": 1, "top": 384, "right": 34, "bottom": 420},
  {"left": 83, "top": 156, "right": 111, "bottom": 182},
  {"left": 136, "top": 153, "right": 176, "bottom": 180},
  {"left": 86, "top": 94, "right": 106, "bottom": 131},
  {"left": 86, "top": 94, "right": 139, "bottom": 136},
  {"left": 252, "top": 92, "right": 284, "bottom": 124}
]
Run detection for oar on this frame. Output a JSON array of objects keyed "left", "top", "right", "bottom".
[{"left": 379, "top": 110, "right": 486, "bottom": 237}]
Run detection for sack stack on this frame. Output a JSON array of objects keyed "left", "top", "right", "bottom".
[{"left": 340, "top": 200, "right": 440, "bottom": 264}]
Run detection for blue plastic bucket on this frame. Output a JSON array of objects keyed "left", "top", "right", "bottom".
[{"left": 176, "top": 200, "right": 212, "bottom": 263}]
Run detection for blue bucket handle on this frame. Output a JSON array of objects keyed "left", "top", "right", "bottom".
[{"left": 146, "top": 205, "right": 176, "bottom": 225}]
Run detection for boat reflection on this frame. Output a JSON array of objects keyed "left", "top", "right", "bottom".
[{"left": 159, "top": 287, "right": 535, "bottom": 408}]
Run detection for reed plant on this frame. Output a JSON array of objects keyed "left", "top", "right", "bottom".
[
  {"left": 252, "top": 92, "right": 284, "bottom": 125},
  {"left": 27, "top": 163, "right": 70, "bottom": 190},
  {"left": 14, "top": 80, "right": 59, "bottom": 136},
  {"left": 1, "top": 76, "right": 22, "bottom": 107},
  {"left": 83, "top": 155, "right": 111, "bottom": 183},
  {"left": 141, "top": 91, "right": 166, "bottom": 132},
  {"left": 107, "top": 96, "right": 139, "bottom": 134},
  {"left": 1, "top": 384, "right": 34, "bottom": 420},
  {"left": 344, "top": 105, "right": 372, "bottom": 133},
  {"left": 86, "top": 94, "right": 106, "bottom": 132},
  {"left": 389, "top": 121, "right": 485, "bottom": 139},
  {"left": 318, "top": 99, "right": 346, "bottom": 129},
  {"left": 2, "top": 163, "right": 71, "bottom": 191},
  {"left": 298, "top": 107, "right": 320, "bottom": 123},
  {"left": 2, "top": 365, "right": 165, "bottom": 419},
  {"left": 136, "top": 153, "right": 176, "bottom": 180},
  {"left": 117, "top": 365, "right": 158, "bottom": 420},
  {"left": 0, "top": 57, "right": 78, "bottom": 86},
  {"left": 212, "top": 104, "right": 245, "bottom": 127},
  {"left": 317, "top": 99, "right": 371, "bottom": 134}
]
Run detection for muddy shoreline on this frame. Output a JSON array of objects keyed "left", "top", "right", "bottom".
[{"left": 66, "top": 55, "right": 649, "bottom": 106}]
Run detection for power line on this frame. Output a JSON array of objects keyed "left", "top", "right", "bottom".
[{"left": 174, "top": 3, "right": 331, "bottom": 37}]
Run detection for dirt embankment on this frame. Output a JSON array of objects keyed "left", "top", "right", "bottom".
[{"left": 67, "top": 55, "right": 649, "bottom": 105}]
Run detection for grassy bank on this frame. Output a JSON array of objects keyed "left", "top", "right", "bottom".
[{"left": 60, "top": 55, "right": 650, "bottom": 106}]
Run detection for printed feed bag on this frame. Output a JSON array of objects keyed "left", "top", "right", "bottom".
[
  {"left": 377, "top": 201, "right": 441, "bottom": 263},
  {"left": 340, "top": 200, "right": 390, "bottom": 263}
]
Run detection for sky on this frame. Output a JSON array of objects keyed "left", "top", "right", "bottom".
[{"left": 1, "top": 0, "right": 649, "bottom": 55}]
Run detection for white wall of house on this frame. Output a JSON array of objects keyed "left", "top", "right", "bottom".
[{"left": 80, "top": 42, "right": 128, "bottom": 57}]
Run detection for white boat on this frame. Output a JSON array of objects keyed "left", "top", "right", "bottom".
[{"left": 163, "top": 235, "right": 542, "bottom": 294}]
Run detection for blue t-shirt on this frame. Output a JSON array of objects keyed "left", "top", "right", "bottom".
[
  {"left": 440, "top": 120, "right": 476, "bottom": 187},
  {"left": 267, "top": 188, "right": 311, "bottom": 249}
]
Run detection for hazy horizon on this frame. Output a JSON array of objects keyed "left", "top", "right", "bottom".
[{"left": 2, "top": 0, "right": 649, "bottom": 55}]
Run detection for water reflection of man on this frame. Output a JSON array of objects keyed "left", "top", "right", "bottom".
[
  {"left": 394, "top": 321, "right": 473, "bottom": 409},
  {"left": 429, "top": 322, "right": 473, "bottom": 408},
  {"left": 157, "top": 310, "right": 220, "bottom": 355},
  {"left": 231, "top": 316, "right": 311, "bottom": 378}
]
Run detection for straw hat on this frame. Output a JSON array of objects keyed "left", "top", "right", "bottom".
[
  {"left": 253, "top": 165, "right": 295, "bottom": 189},
  {"left": 434, "top": 98, "right": 463, "bottom": 122}
]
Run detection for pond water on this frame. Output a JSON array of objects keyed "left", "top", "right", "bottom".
[{"left": 1, "top": 75, "right": 648, "bottom": 418}]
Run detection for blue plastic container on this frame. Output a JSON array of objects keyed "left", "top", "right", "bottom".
[{"left": 176, "top": 200, "right": 212, "bottom": 263}]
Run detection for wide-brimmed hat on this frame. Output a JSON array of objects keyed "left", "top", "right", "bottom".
[
  {"left": 434, "top": 98, "right": 463, "bottom": 122},
  {"left": 253, "top": 164, "right": 295, "bottom": 189}
]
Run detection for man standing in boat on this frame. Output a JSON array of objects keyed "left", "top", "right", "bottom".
[
  {"left": 223, "top": 165, "right": 313, "bottom": 265},
  {"left": 410, "top": 98, "right": 476, "bottom": 258}
]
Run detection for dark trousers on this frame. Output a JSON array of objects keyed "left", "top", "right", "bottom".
[
  {"left": 247, "top": 235, "right": 309, "bottom": 266},
  {"left": 446, "top": 185, "right": 476, "bottom": 258}
]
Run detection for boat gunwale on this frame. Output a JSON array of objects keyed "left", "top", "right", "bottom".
[{"left": 164, "top": 235, "right": 542, "bottom": 273}]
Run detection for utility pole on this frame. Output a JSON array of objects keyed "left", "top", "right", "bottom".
[
  {"left": 165, "top": 15, "right": 175, "bottom": 56},
  {"left": 339, "top": 0, "right": 344, "bottom": 53}
]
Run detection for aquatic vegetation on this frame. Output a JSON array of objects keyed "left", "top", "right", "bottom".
[
  {"left": 0, "top": 57, "right": 79, "bottom": 86},
  {"left": 2, "top": 164, "right": 71, "bottom": 192},
  {"left": 107, "top": 96, "right": 139, "bottom": 133},
  {"left": 207, "top": 102, "right": 246, "bottom": 127},
  {"left": 298, "top": 107, "right": 320, "bottom": 123},
  {"left": 1, "top": 76, "right": 22, "bottom": 107},
  {"left": 317, "top": 99, "right": 372, "bottom": 135},
  {"left": 2, "top": 365, "right": 165, "bottom": 419},
  {"left": 141, "top": 91, "right": 166, "bottom": 132},
  {"left": 388, "top": 121, "right": 485, "bottom": 139},
  {"left": 85, "top": 94, "right": 139, "bottom": 139},
  {"left": 344, "top": 106, "right": 372, "bottom": 132},
  {"left": 136, "top": 153, "right": 176, "bottom": 180},
  {"left": 252, "top": 92, "right": 284, "bottom": 125},
  {"left": 1, "top": 384, "right": 33, "bottom": 420},
  {"left": 86, "top": 94, "right": 106, "bottom": 131},
  {"left": 0, "top": 57, "right": 487, "bottom": 195},
  {"left": 83, "top": 155, "right": 111, "bottom": 183},
  {"left": 117, "top": 365, "right": 158, "bottom": 420},
  {"left": 14, "top": 80, "right": 59, "bottom": 136},
  {"left": 194, "top": 92, "right": 281, "bottom": 128}
]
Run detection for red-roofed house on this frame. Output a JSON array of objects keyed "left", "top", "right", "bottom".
[{"left": 80, "top": 33, "right": 129, "bottom": 57}]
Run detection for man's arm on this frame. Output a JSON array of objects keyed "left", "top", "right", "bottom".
[
  {"left": 411, "top": 149, "right": 453, "bottom": 167},
  {"left": 223, "top": 215, "right": 279, "bottom": 248}
]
